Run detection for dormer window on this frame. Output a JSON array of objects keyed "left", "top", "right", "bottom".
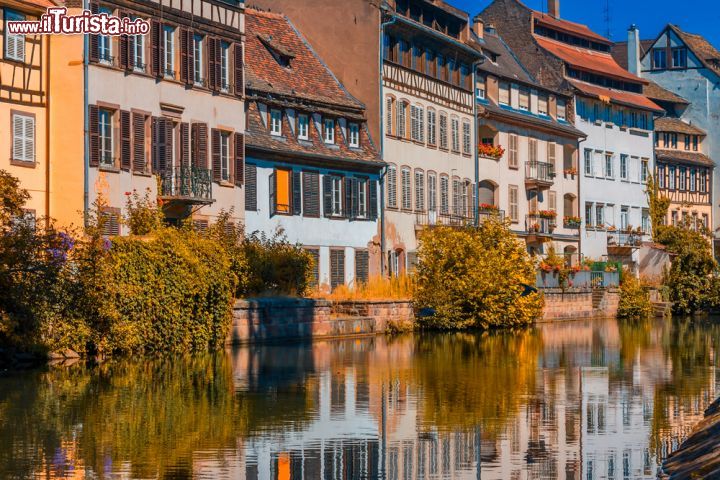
[
  {"left": 298, "top": 114, "right": 309, "bottom": 140},
  {"left": 519, "top": 87, "right": 530, "bottom": 111},
  {"left": 672, "top": 48, "right": 687, "bottom": 69},
  {"left": 324, "top": 118, "right": 335, "bottom": 144},
  {"left": 499, "top": 82, "right": 510, "bottom": 106},
  {"left": 349, "top": 123, "right": 360, "bottom": 148},
  {"left": 259, "top": 34, "right": 294, "bottom": 69},
  {"left": 557, "top": 99, "right": 567, "bottom": 121},
  {"left": 538, "top": 94, "right": 548, "bottom": 116},
  {"left": 270, "top": 109, "right": 282, "bottom": 136},
  {"left": 653, "top": 48, "right": 666, "bottom": 70}
]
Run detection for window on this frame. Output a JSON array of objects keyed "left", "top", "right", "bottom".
[
  {"left": 668, "top": 165, "right": 676, "bottom": 189},
  {"left": 672, "top": 47, "right": 687, "bottom": 68},
  {"left": 508, "top": 134, "right": 518, "bottom": 168},
  {"left": 355, "top": 249, "right": 369, "bottom": 285},
  {"left": 163, "top": 25, "right": 175, "bottom": 77},
  {"left": 348, "top": 123, "right": 360, "bottom": 148},
  {"left": 99, "top": 108, "right": 114, "bottom": 167},
  {"left": 385, "top": 96, "right": 394, "bottom": 136},
  {"left": 690, "top": 168, "right": 697, "bottom": 192},
  {"left": 193, "top": 34, "right": 204, "bottom": 85},
  {"left": 528, "top": 138, "right": 538, "bottom": 163},
  {"left": 499, "top": 82, "right": 510, "bottom": 106},
  {"left": 410, "top": 105, "right": 423, "bottom": 142},
  {"left": 270, "top": 109, "right": 282, "bottom": 136},
  {"left": 462, "top": 120, "right": 471, "bottom": 154},
  {"left": 538, "top": 94, "right": 548, "bottom": 116},
  {"left": 547, "top": 142, "right": 556, "bottom": 168},
  {"left": 4, "top": 10, "right": 25, "bottom": 62},
  {"left": 397, "top": 101, "right": 407, "bottom": 138},
  {"left": 414, "top": 170, "right": 425, "bottom": 211},
  {"left": 272, "top": 168, "right": 291, "bottom": 214},
  {"left": 620, "top": 154, "right": 628, "bottom": 180},
  {"left": 439, "top": 112, "right": 448, "bottom": 149},
  {"left": 518, "top": 88, "right": 530, "bottom": 111},
  {"left": 584, "top": 149, "right": 593, "bottom": 176},
  {"left": 693, "top": 135, "right": 699, "bottom": 151},
  {"left": 595, "top": 204, "right": 604, "bottom": 228},
  {"left": 605, "top": 153, "right": 613, "bottom": 178},
  {"left": 401, "top": 167, "right": 412, "bottom": 210},
  {"left": 425, "top": 49, "right": 435, "bottom": 76},
  {"left": 440, "top": 175, "right": 449, "bottom": 214},
  {"left": 427, "top": 108, "right": 436, "bottom": 146},
  {"left": 219, "top": 41, "right": 230, "bottom": 91},
  {"left": 133, "top": 23, "right": 145, "bottom": 71},
  {"left": 653, "top": 48, "right": 666, "bottom": 69},
  {"left": 641, "top": 159, "right": 649, "bottom": 183},
  {"left": 658, "top": 164, "right": 666, "bottom": 188},
  {"left": 451, "top": 117, "right": 460, "bottom": 152},
  {"left": 330, "top": 249, "right": 345, "bottom": 290},
  {"left": 585, "top": 202, "right": 593, "bottom": 227},
  {"left": 701, "top": 169, "right": 708, "bottom": 193},
  {"left": 356, "top": 178, "right": 368, "bottom": 218},
  {"left": 11, "top": 112, "right": 34, "bottom": 163},
  {"left": 298, "top": 114, "right": 309, "bottom": 140},
  {"left": 548, "top": 190, "right": 557, "bottom": 211},
  {"left": 329, "top": 175, "right": 343, "bottom": 216},
  {"left": 219, "top": 131, "right": 230, "bottom": 182},
  {"left": 557, "top": 99, "right": 567, "bottom": 121},
  {"left": 509, "top": 185, "right": 518, "bottom": 222},
  {"left": 679, "top": 166, "right": 687, "bottom": 190},
  {"left": 324, "top": 118, "right": 335, "bottom": 144},
  {"left": 99, "top": 7, "right": 113, "bottom": 63},
  {"left": 643, "top": 210, "right": 651, "bottom": 233},
  {"left": 387, "top": 164, "right": 397, "bottom": 208},
  {"left": 476, "top": 76, "right": 486, "bottom": 100},
  {"left": 427, "top": 173, "right": 437, "bottom": 212},
  {"left": 452, "top": 178, "right": 461, "bottom": 215},
  {"left": 620, "top": 206, "right": 629, "bottom": 230}
]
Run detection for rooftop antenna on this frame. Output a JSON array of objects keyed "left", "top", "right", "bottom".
[{"left": 604, "top": 0, "right": 612, "bottom": 39}]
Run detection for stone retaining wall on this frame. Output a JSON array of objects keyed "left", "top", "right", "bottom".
[{"left": 541, "top": 288, "right": 620, "bottom": 321}]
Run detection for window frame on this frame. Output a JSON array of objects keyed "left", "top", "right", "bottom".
[
  {"left": 98, "top": 108, "right": 114, "bottom": 167},
  {"left": 162, "top": 25, "right": 175, "bottom": 78},
  {"left": 193, "top": 33, "right": 204, "bottom": 85},
  {"left": 297, "top": 113, "right": 309, "bottom": 140},
  {"left": 98, "top": 7, "right": 114, "bottom": 64},
  {"left": 4, "top": 9, "right": 26, "bottom": 62},
  {"left": 219, "top": 41, "right": 230, "bottom": 92},
  {"left": 219, "top": 131, "right": 231, "bottom": 182},
  {"left": 11, "top": 111, "right": 35, "bottom": 164},
  {"left": 324, "top": 118, "right": 335, "bottom": 144},
  {"left": 348, "top": 122, "right": 360, "bottom": 148},
  {"left": 270, "top": 109, "right": 282, "bottom": 136},
  {"left": 653, "top": 48, "right": 667, "bottom": 70}
]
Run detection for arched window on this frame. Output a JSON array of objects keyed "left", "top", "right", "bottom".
[
  {"left": 414, "top": 168, "right": 425, "bottom": 212},
  {"left": 439, "top": 111, "right": 448, "bottom": 150},
  {"left": 427, "top": 108, "right": 437, "bottom": 146},
  {"left": 385, "top": 95, "right": 396, "bottom": 136},
  {"left": 397, "top": 100, "right": 409, "bottom": 138}
]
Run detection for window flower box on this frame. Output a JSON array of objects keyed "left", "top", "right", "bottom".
[
  {"left": 563, "top": 215, "right": 581, "bottom": 228},
  {"left": 478, "top": 203, "right": 499, "bottom": 213},
  {"left": 563, "top": 168, "right": 578, "bottom": 178},
  {"left": 478, "top": 143, "right": 505, "bottom": 160}
]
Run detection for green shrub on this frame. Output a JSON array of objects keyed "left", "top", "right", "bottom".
[
  {"left": 618, "top": 271, "right": 653, "bottom": 320},
  {"left": 414, "top": 219, "right": 544, "bottom": 330}
]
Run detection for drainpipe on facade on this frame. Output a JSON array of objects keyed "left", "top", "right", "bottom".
[
  {"left": 379, "top": 5, "right": 397, "bottom": 277},
  {"left": 577, "top": 135, "right": 586, "bottom": 260},
  {"left": 83, "top": 0, "right": 90, "bottom": 225},
  {"left": 472, "top": 58, "right": 484, "bottom": 226},
  {"left": 45, "top": 36, "right": 51, "bottom": 225}
]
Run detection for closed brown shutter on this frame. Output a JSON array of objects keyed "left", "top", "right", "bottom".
[
  {"left": 214, "top": 38, "right": 222, "bottom": 90},
  {"left": 330, "top": 249, "right": 345, "bottom": 290},
  {"left": 164, "top": 119, "right": 173, "bottom": 171},
  {"left": 343, "top": 177, "right": 353, "bottom": 219},
  {"left": 120, "top": 110, "right": 131, "bottom": 170},
  {"left": 132, "top": 112, "right": 145, "bottom": 172},
  {"left": 302, "top": 171, "right": 320, "bottom": 217},
  {"left": 234, "top": 132, "right": 244, "bottom": 186},
  {"left": 292, "top": 171, "right": 302, "bottom": 216},
  {"left": 355, "top": 250, "right": 369, "bottom": 284},
  {"left": 127, "top": 28, "right": 135, "bottom": 72},
  {"left": 89, "top": 105, "right": 99, "bottom": 167},
  {"left": 305, "top": 248, "right": 320, "bottom": 287},
  {"left": 152, "top": 116, "right": 169, "bottom": 173},
  {"left": 350, "top": 178, "right": 360, "bottom": 219},
  {"left": 187, "top": 32, "right": 196, "bottom": 85},
  {"left": 180, "top": 29, "right": 192, "bottom": 85},
  {"left": 369, "top": 179, "right": 378, "bottom": 220},
  {"left": 269, "top": 171, "right": 277, "bottom": 216},
  {"left": 89, "top": 2, "right": 99, "bottom": 63},
  {"left": 244, "top": 164, "right": 257, "bottom": 211},
  {"left": 207, "top": 37, "right": 217, "bottom": 90},
  {"left": 234, "top": 42, "right": 243, "bottom": 96},
  {"left": 180, "top": 122, "right": 190, "bottom": 167},
  {"left": 151, "top": 20, "right": 162, "bottom": 78},
  {"left": 119, "top": 12, "right": 129, "bottom": 69},
  {"left": 192, "top": 122, "right": 208, "bottom": 168},
  {"left": 211, "top": 128, "right": 221, "bottom": 182},
  {"left": 323, "top": 175, "right": 333, "bottom": 217}
]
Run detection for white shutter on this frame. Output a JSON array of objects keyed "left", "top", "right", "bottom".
[
  {"left": 385, "top": 97, "right": 393, "bottom": 135},
  {"left": 397, "top": 102, "right": 406, "bottom": 138},
  {"left": 12, "top": 115, "right": 24, "bottom": 161},
  {"left": 418, "top": 107, "right": 424, "bottom": 143},
  {"left": 547, "top": 141, "right": 556, "bottom": 166},
  {"left": 5, "top": 11, "right": 25, "bottom": 62},
  {"left": 24, "top": 115, "right": 34, "bottom": 162}
]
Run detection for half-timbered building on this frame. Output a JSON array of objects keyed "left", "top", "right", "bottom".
[
  {"left": 0, "top": 0, "right": 51, "bottom": 224},
  {"left": 58, "top": 0, "right": 246, "bottom": 233},
  {"left": 243, "top": 8, "right": 383, "bottom": 291}
]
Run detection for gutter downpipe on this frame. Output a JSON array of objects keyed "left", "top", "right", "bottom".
[
  {"left": 379, "top": 6, "right": 397, "bottom": 278},
  {"left": 577, "top": 134, "right": 586, "bottom": 260},
  {"left": 83, "top": 0, "right": 90, "bottom": 224},
  {"left": 472, "top": 58, "right": 484, "bottom": 226},
  {"left": 45, "top": 35, "right": 51, "bottom": 224}
]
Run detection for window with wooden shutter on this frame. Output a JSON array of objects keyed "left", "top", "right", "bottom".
[
  {"left": 273, "top": 168, "right": 291, "bottom": 214},
  {"left": 234, "top": 132, "right": 244, "bottom": 186},
  {"left": 244, "top": 164, "right": 257, "bottom": 211},
  {"left": 386, "top": 164, "right": 397, "bottom": 208},
  {"left": 120, "top": 110, "right": 131, "bottom": 170},
  {"left": 508, "top": 134, "right": 518, "bottom": 168},
  {"left": 180, "top": 122, "right": 190, "bottom": 167},
  {"left": 369, "top": 180, "right": 378, "bottom": 220},
  {"left": 11, "top": 113, "right": 34, "bottom": 163},
  {"left": 440, "top": 175, "right": 449, "bottom": 215},
  {"left": 180, "top": 28, "right": 190, "bottom": 85},
  {"left": 89, "top": 3, "right": 100, "bottom": 62},
  {"left": 119, "top": 12, "right": 129, "bottom": 69},
  {"left": 344, "top": 177, "right": 353, "bottom": 219},
  {"left": 528, "top": 138, "right": 538, "bottom": 163},
  {"left": 101, "top": 208, "right": 121, "bottom": 236},
  {"left": 234, "top": 42, "right": 243, "bottom": 96},
  {"left": 302, "top": 171, "right": 320, "bottom": 217},
  {"left": 322, "top": 174, "right": 333, "bottom": 217},
  {"left": 547, "top": 141, "right": 556, "bottom": 168},
  {"left": 330, "top": 249, "right": 345, "bottom": 290},
  {"left": 211, "top": 128, "right": 221, "bottom": 182},
  {"left": 151, "top": 117, "right": 171, "bottom": 173},
  {"left": 193, "top": 218, "right": 209, "bottom": 233},
  {"left": 132, "top": 112, "right": 146, "bottom": 173},
  {"left": 401, "top": 167, "right": 411, "bottom": 210},
  {"left": 89, "top": 105, "right": 99, "bottom": 166},
  {"left": 439, "top": 112, "right": 448, "bottom": 150},
  {"left": 5, "top": 10, "right": 26, "bottom": 62},
  {"left": 509, "top": 185, "right": 519, "bottom": 222},
  {"left": 207, "top": 37, "right": 217, "bottom": 90},
  {"left": 150, "top": 20, "right": 162, "bottom": 77},
  {"left": 548, "top": 190, "right": 557, "bottom": 211},
  {"left": 305, "top": 247, "right": 320, "bottom": 287},
  {"left": 292, "top": 171, "right": 302, "bottom": 216},
  {"left": 385, "top": 96, "right": 394, "bottom": 136},
  {"left": 355, "top": 250, "right": 369, "bottom": 285},
  {"left": 414, "top": 170, "right": 425, "bottom": 212},
  {"left": 191, "top": 122, "right": 208, "bottom": 168}
]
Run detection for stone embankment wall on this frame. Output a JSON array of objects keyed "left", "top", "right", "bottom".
[{"left": 227, "top": 289, "right": 620, "bottom": 345}]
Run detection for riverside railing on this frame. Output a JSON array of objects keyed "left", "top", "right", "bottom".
[{"left": 536, "top": 270, "right": 620, "bottom": 289}]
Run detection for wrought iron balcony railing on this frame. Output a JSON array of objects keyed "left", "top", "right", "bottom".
[
  {"left": 607, "top": 232, "right": 642, "bottom": 248},
  {"left": 159, "top": 166, "right": 213, "bottom": 203},
  {"left": 525, "top": 161, "right": 556, "bottom": 186},
  {"left": 526, "top": 214, "right": 555, "bottom": 235}
]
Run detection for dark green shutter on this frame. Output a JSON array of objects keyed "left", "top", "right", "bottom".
[
  {"left": 355, "top": 250, "right": 369, "bottom": 284},
  {"left": 269, "top": 171, "right": 277, "bottom": 217},
  {"left": 303, "top": 171, "right": 320, "bottom": 217},
  {"left": 351, "top": 178, "right": 360, "bottom": 219},
  {"left": 344, "top": 177, "right": 353, "bottom": 219},
  {"left": 323, "top": 175, "right": 333, "bottom": 217},
  {"left": 330, "top": 249, "right": 345, "bottom": 290},
  {"left": 245, "top": 164, "right": 257, "bottom": 211},
  {"left": 292, "top": 171, "right": 302, "bottom": 216},
  {"left": 369, "top": 180, "right": 378, "bottom": 220}
]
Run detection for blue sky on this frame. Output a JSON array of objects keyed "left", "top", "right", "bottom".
[{"left": 455, "top": 0, "right": 720, "bottom": 47}]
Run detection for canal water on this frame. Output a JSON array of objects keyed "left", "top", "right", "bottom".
[{"left": 1, "top": 317, "right": 719, "bottom": 479}]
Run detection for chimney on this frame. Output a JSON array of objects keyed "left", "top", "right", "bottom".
[
  {"left": 628, "top": 24, "right": 641, "bottom": 76},
  {"left": 472, "top": 15, "right": 484, "bottom": 39},
  {"left": 548, "top": 0, "right": 559, "bottom": 18}
]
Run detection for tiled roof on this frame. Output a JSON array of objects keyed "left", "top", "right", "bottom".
[
  {"left": 534, "top": 36, "right": 645, "bottom": 84},
  {"left": 531, "top": 11, "right": 610, "bottom": 45},
  {"left": 610, "top": 39, "right": 655, "bottom": 70},
  {"left": 644, "top": 81, "right": 689, "bottom": 105},
  {"left": 245, "top": 9, "right": 362, "bottom": 110},
  {"left": 655, "top": 149, "right": 714, "bottom": 168},
  {"left": 655, "top": 117, "right": 706, "bottom": 136},
  {"left": 479, "top": 30, "right": 535, "bottom": 85},
  {"left": 479, "top": 102, "right": 585, "bottom": 139},
  {"left": 568, "top": 79, "right": 662, "bottom": 112},
  {"left": 669, "top": 24, "right": 720, "bottom": 75}
]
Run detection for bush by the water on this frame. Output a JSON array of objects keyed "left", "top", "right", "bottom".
[
  {"left": 413, "top": 218, "right": 544, "bottom": 330},
  {"left": 617, "top": 271, "right": 653, "bottom": 320}
]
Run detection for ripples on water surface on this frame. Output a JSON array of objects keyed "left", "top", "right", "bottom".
[{"left": 1, "top": 317, "right": 719, "bottom": 479}]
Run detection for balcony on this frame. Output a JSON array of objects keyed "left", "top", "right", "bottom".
[
  {"left": 525, "top": 161, "right": 555, "bottom": 190},
  {"left": 158, "top": 166, "right": 214, "bottom": 218},
  {"left": 525, "top": 214, "right": 556, "bottom": 243},
  {"left": 606, "top": 231, "right": 642, "bottom": 256},
  {"left": 415, "top": 211, "right": 473, "bottom": 229}
]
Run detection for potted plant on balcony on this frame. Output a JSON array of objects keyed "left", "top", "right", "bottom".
[
  {"left": 563, "top": 215, "right": 582, "bottom": 228},
  {"left": 607, "top": 225, "right": 617, "bottom": 232},
  {"left": 478, "top": 143, "right": 505, "bottom": 160},
  {"left": 478, "top": 203, "right": 499, "bottom": 213},
  {"left": 563, "top": 167, "right": 578, "bottom": 178},
  {"left": 538, "top": 210, "right": 557, "bottom": 220}
]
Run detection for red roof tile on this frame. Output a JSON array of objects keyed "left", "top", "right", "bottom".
[
  {"left": 532, "top": 12, "right": 611, "bottom": 45},
  {"left": 568, "top": 79, "right": 663, "bottom": 112},
  {"left": 534, "top": 36, "right": 646, "bottom": 85},
  {"left": 245, "top": 9, "right": 362, "bottom": 110}
]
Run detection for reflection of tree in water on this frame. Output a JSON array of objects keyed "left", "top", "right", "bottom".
[
  {"left": 0, "top": 352, "right": 316, "bottom": 479},
  {"left": 411, "top": 329, "right": 541, "bottom": 437}
]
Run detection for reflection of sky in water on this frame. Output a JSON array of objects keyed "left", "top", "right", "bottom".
[{"left": 0, "top": 317, "right": 718, "bottom": 479}]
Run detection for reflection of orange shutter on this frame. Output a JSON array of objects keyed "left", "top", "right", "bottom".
[
  {"left": 278, "top": 453, "right": 290, "bottom": 480},
  {"left": 599, "top": 95, "right": 611, "bottom": 104},
  {"left": 276, "top": 169, "right": 290, "bottom": 213}
]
